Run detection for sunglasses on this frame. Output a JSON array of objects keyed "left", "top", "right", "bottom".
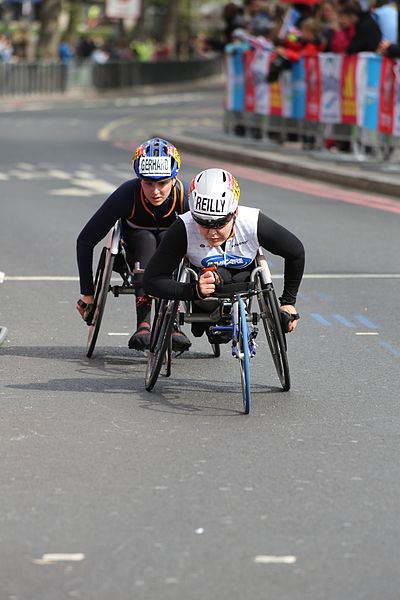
[{"left": 192, "top": 213, "right": 234, "bottom": 230}]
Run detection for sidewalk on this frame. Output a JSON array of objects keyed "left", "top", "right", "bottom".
[{"left": 167, "top": 127, "right": 400, "bottom": 199}]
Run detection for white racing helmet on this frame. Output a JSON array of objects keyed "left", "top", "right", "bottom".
[{"left": 189, "top": 168, "right": 240, "bottom": 228}]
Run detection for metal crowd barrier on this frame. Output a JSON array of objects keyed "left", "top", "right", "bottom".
[
  {"left": 224, "top": 110, "right": 400, "bottom": 164},
  {"left": 0, "top": 62, "right": 68, "bottom": 96},
  {"left": 0, "top": 57, "right": 223, "bottom": 97}
]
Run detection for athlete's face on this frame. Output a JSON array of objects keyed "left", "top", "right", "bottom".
[
  {"left": 196, "top": 216, "right": 235, "bottom": 247},
  {"left": 141, "top": 177, "right": 175, "bottom": 206}
]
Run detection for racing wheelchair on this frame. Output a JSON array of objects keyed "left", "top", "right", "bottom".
[
  {"left": 84, "top": 220, "right": 143, "bottom": 358},
  {"left": 145, "top": 250, "right": 292, "bottom": 414}
]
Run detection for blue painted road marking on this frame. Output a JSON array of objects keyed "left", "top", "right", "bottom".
[
  {"left": 380, "top": 341, "right": 400, "bottom": 357},
  {"left": 310, "top": 313, "right": 331, "bottom": 326},
  {"left": 354, "top": 315, "right": 379, "bottom": 329},
  {"left": 333, "top": 314, "right": 354, "bottom": 328}
]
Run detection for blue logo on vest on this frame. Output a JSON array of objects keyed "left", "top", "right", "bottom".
[{"left": 201, "top": 254, "right": 253, "bottom": 269}]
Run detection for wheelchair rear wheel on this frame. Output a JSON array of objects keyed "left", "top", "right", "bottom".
[
  {"left": 145, "top": 299, "right": 179, "bottom": 391},
  {"left": 257, "top": 282, "right": 290, "bottom": 391},
  {"left": 86, "top": 247, "right": 115, "bottom": 358}
]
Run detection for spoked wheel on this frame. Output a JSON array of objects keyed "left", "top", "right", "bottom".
[
  {"left": 145, "top": 299, "right": 179, "bottom": 392},
  {"left": 86, "top": 247, "right": 115, "bottom": 358},
  {"left": 257, "top": 280, "right": 290, "bottom": 391},
  {"left": 238, "top": 296, "right": 251, "bottom": 414}
]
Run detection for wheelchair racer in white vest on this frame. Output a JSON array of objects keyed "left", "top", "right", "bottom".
[{"left": 143, "top": 168, "right": 305, "bottom": 344}]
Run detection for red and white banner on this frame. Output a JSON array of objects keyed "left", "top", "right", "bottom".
[
  {"left": 304, "top": 56, "right": 320, "bottom": 121},
  {"left": 378, "top": 57, "right": 395, "bottom": 134}
]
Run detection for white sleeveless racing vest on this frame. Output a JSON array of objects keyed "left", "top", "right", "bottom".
[{"left": 180, "top": 206, "right": 260, "bottom": 269}]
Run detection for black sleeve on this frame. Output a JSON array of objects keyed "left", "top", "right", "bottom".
[
  {"left": 257, "top": 212, "right": 305, "bottom": 306},
  {"left": 76, "top": 180, "right": 136, "bottom": 295},
  {"left": 387, "top": 44, "right": 400, "bottom": 59},
  {"left": 143, "top": 220, "right": 199, "bottom": 300}
]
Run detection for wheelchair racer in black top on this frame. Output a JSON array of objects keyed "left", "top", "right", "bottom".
[
  {"left": 143, "top": 168, "right": 305, "bottom": 344},
  {"left": 76, "top": 137, "right": 191, "bottom": 352}
]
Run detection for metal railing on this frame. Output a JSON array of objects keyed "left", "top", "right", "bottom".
[{"left": 0, "top": 56, "right": 223, "bottom": 97}]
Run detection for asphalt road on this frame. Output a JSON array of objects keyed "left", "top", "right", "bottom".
[{"left": 1, "top": 86, "right": 400, "bottom": 600}]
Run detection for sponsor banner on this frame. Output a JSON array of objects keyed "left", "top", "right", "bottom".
[
  {"left": 268, "top": 55, "right": 282, "bottom": 116},
  {"left": 201, "top": 254, "right": 253, "bottom": 269},
  {"left": 250, "top": 47, "right": 271, "bottom": 115},
  {"left": 319, "top": 53, "right": 342, "bottom": 124},
  {"left": 341, "top": 54, "right": 358, "bottom": 124},
  {"left": 291, "top": 59, "right": 306, "bottom": 119},
  {"left": 392, "top": 60, "right": 400, "bottom": 137},
  {"left": 225, "top": 50, "right": 245, "bottom": 111},
  {"left": 244, "top": 49, "right": 256, "bottom": 113},
  {"left": 359, "top": 53, "right": 382, "bottom": 130},
  {"left": 378, "top": 56, "right": 395, "bottom": 134},
  {"left": 304, "top": 56, "right": 321, "bottom": 121}
]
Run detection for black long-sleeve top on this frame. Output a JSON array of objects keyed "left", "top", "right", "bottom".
[
  {"left": 143, "top": 211, "right": 305, "bottom": 306},
  {"left": 76, "top": 178, "right": 188, "bottom": 295}
]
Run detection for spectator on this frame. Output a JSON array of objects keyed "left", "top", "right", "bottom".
[
  {"left": 222, "top": 2, "right": 246, "bottom": 45},
  {"left": 0, "top": 34, "right": 14, "bottom": 63},
  {"left": 318, "top": 0, "right": 341, "bottom": 51},
  {"left": 377, "top": 39, "right": 400, "bottom": 57},
  {"left": 330, "top": 4, "right": 356, "bottom": 52},
  {"left": 91, "top": 41, "right": 110, "bottom": 64},
  {"left": 340, "top": 1, "right": 382, "bottom": 54},
  {"left": 372, "top": 0, "right": 398, "bottom": 44},
  {"left": 59, "top": 36, "right": 74, "bottom": 65},
  {"left": 267, "top": 17, "right": 324, "bottom": 83},
  {"left": 244, "top": 0, "right": 273, "bottom": 33},
  {"left": 76, "top": 36, "right": 95, "bottom": 61}
]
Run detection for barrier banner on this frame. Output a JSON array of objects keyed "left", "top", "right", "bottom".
[
  {"left": 249, "top": 47, "right": 271, "bottom": 115},
  {"left": 358, "top": 53, "right": 381, "bottom": 130},
  {"left": 269, "top": 53, "right": 284, "bottom": 116},
  {"left": 304, "top": 56, "right": 321, "bottom": 121},
  {"left": 378, "top": 57, "right": 395, "bottom": 134},
  {"left": 341, "top": 55, "right": 358, "bottom": 124},
  {"left": 392, "top": 60, "right": 400, "bottom": 136},
  {"left": 225, "top": 50, "right": 245, "bottom": 111},
  {"left": 319, "top": 53, "right": 342, "bottom": 124},
  {"left": 291, "top": 59, "right": 306, "bottom": 119},
  {"left": 243, "top": 49, "right": 256, "bottom": 113}
]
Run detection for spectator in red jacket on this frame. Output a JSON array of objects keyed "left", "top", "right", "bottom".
[{"left": 267, "top": 18, "right": 323, "bottom": 82}]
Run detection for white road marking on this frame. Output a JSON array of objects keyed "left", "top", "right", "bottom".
[
  {"left": 70, "top": 178, "right": 115, "bottom": 193},
  {"left": 0, "top": 271, "right": 4, "bottom": 283},
  {"left": 46, "top": 169, "right": 72, "bottom": 180},
  {"left": 108, "top": 332, "right": 130, "bottom": 336},
  {"left": 254, "top": 555, "right": 297, "bottom": 564},
  {"left": 355, "top": 332, "right": 379, "bottom": 336},
  {"left": 0, "top": 172, "right": 9, "bottom": 180},
  {"left": 3, "top": 274, "right": 400, "bottom": 282},
  {"left": 50, "top": 188, "right": 95, "bottom": 196},
  {"left": 33, "top": 553, "right": 85, "bottom": 565}
]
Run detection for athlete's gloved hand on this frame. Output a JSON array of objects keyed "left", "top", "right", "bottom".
[
  {"left": 76, "top": 295, "right": 95, "bottom": 321},
  {"left": 197, "top": 270, "right": 219, "bottom": 298},
  {"left": 280, "top": 304, "right": 300, "bottom": 333}
]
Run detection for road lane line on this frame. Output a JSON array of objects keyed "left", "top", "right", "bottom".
[
  {"left": 33, "top": 553, "right": 85, "bottom": 565},
  {"left": 254, "top": 555, "right": 297, "bottom": 564},
  {"left": 354, "top": 315, "right": 379, "bottom": 329},
  {"left": 310, "top": 313, "right": 332, "bottom": 326},
  {"left": 3, "top": 274, "right": 400, "bottom": 282}
]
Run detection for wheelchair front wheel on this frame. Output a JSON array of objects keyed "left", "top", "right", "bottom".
[
  {"left": 145, "top": 299, "right": 178, "bottom": 392},
  {"left": 257, "top": 283, "right": 290, "bottom": 391},
  {"left": 86, "top": 247, "right": 115, "bottom": 358},
  {"left": 238, "top": 297, "right": 251, "bottom": 414}
]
